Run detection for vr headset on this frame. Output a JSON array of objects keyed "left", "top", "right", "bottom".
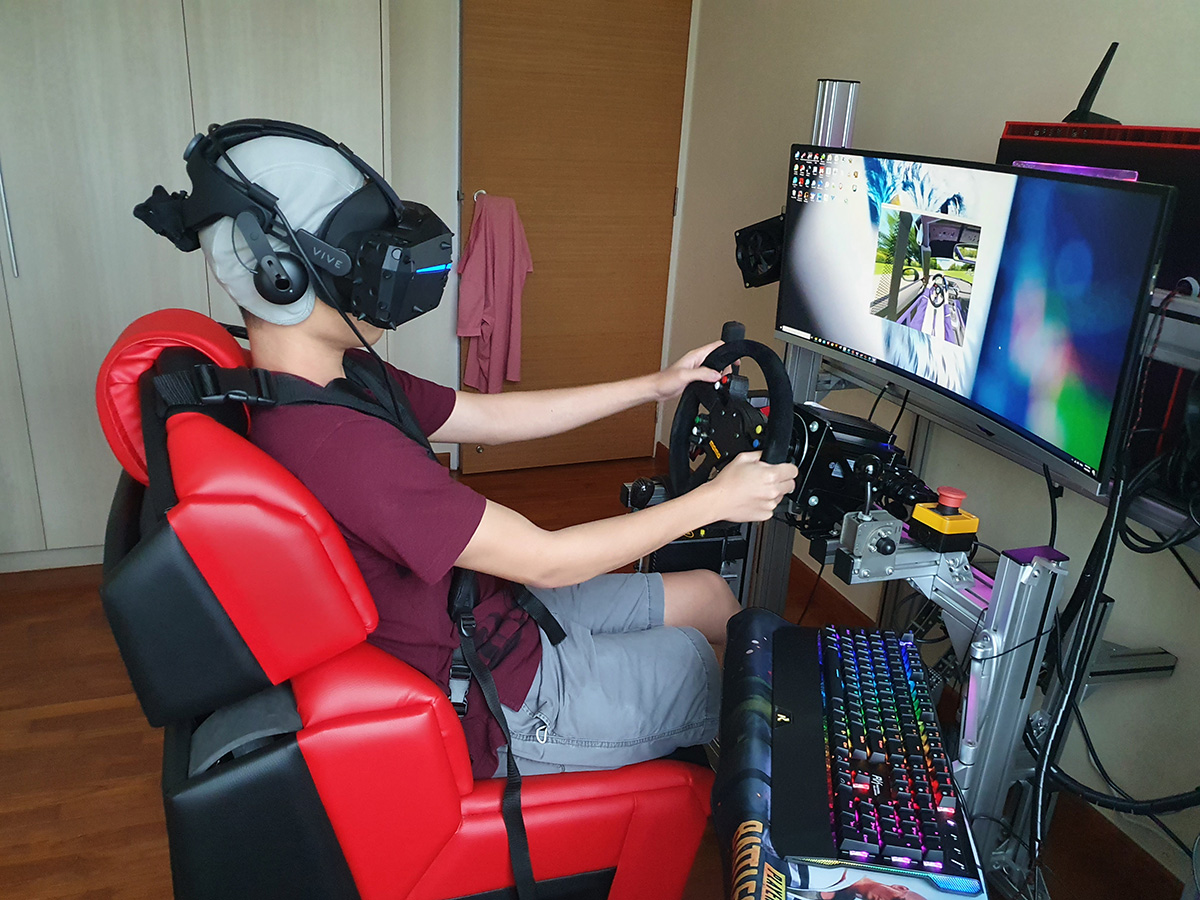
[{"left": 134, "top": 119, "right": 453, "bottom": 330}]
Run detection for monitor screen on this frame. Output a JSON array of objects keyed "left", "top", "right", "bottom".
[{"left": 776, "top": 145, "right": 1174, "bottom": 490}]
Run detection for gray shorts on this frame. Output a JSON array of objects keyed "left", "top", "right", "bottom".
[{"left": 493, "top": 572, "right": 721, "bottom": 777}]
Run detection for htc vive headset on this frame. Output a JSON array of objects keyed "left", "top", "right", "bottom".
[{"left": 134, "top": 118, "right": 453, "bottom": 329}]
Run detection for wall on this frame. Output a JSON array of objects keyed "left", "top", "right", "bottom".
[
  {"left": 385, "top": 0, "right": 462, "bottom": 464},
  {"left": 668, "top": 0, "right": 1200, "bottom": 878}
]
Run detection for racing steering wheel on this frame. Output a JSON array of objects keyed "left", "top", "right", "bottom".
[{"left": 667, "top": 324, "right": 795, "bottom": 500}]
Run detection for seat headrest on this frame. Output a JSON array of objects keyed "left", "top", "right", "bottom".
[{"left": 96, "top": 309, "right": 250, "bottom": 484}]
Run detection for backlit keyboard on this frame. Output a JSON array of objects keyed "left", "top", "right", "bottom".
[{"left": 771, "top": 625, "right": 984, "bottom": 894}]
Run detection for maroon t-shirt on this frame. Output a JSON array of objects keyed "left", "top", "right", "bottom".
[{"left": 249, "top": 356, "right": 542, "bottom": 778}]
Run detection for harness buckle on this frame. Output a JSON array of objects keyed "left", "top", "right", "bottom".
[
  {"left": 458, "top": 613, "right": 476, "bottom": 638},
  {"left": 448, "top": 662, "right": 471, "bottom": 716},
  {"left": 195, "top": 364, "right": 275, "bottom": 406}
]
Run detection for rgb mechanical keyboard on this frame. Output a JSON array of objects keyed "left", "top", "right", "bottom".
[{"left": 771, "top": 625, "right": 984, "bottom": 894}]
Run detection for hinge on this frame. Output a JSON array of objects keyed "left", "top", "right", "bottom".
[{"left": 673, "top": 187, "right": 679, "bottom": 217}]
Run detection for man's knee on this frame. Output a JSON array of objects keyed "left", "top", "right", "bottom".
[
  {"left": 662, "top": 569, "right": 739, "bottom": 640},
  {"left": 685, "top": 566, "right": 734, "bottom": 603}
]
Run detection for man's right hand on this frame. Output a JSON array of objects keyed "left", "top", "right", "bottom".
[{"left": 700, "top": 451, "right": 798, "bottom": 522}]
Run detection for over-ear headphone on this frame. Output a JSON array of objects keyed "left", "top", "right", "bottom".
[
  {"left": 234, "top": 210, "right": 309, "bottom": 305},
  {"left": 135, "top": 119, "right": 454, "bottom": 328}
]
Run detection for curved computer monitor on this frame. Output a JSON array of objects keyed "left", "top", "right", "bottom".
[{"left": 776, "top": 145, "right": 1175, "bottom": 496}]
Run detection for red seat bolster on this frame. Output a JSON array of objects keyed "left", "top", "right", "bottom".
[
  {"left": 297, "top": 708, "right": 467, "bottom": 900},
  {"left": 166, "top": 414, "right": 378, "bottom": 684},
  {"left": 291, "top": 643, "right": 474, "bottom": 795},
  {"left": 411, "top": 764, "right": 714, "bottom": 900},
  {"left": 96, "top": 308, "right": 249, "bottom": 484}
]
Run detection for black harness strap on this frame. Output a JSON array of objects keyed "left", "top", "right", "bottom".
[
  {"left": 449, "top": 569, "right": 539, "bottom": 899},
  {"left": 514, "top": 587, "right": 567, "bottom": 646},
  {"left": 340, "top": 354, "right": 434, "bottom": 457}
]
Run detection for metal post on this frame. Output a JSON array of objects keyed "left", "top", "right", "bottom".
[
  {"left": 812, "top": 80, "right": 860, "bottom": 147},
  {"left": 746, "top": 343, "right": 821, "bottom": 611},
  {"left": 951, "top": 548, "right": 1069, "bottom": 884},
  {"left": 744, "top": 80, "right": 859, "bottom": 613}
]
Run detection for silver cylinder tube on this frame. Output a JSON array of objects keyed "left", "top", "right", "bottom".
[{"left": 812, "top": 79, "right": 860, "bottom": 149}]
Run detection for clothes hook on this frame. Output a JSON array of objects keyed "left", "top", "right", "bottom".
[{"left": 473, "top": 189, "right": 486, "bottom": 201}]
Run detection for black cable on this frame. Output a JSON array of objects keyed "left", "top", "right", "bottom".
[
  {"left": 954, "top": 606, "right": 986, "bottom": 687},
  {"left": 797, "top": 560, "right": 825, "bottom": 625},
  {"left": 971, "top": 539, "right": 1002, "bottom": 557},
  {"left": 273, "top": 204, "right": 408, "bottom": 428},
  {"left": 889, "top": 389, "right": 910, "bottom": 436},
  {"left": 868, "top": 383, "right": 887, "bottom": 422},
  {"left": 1126, "top": 290, "right": 1178, "bottom": 453},
  {"left": 888, "top": 589, "right": 925, "bottom": 634},
  {"left": 1047, "top": 615, "right": 1196, "bottom": 858},
  {"left": 1034, "top": 613, "right": 1200, "bottom": 824},
  {"left": 1042, "top": 463, "right": 1061, "bottom": 549},
  {"left": 1069, "top": 693, "right": 1192, "bottom": 856},
  {"left": 1033, "top": 472, "right": 1127, "bottom": 866},
  {"left": 970, "top": 816, "right": 1038, "bottom": 900},
  {"left": 1167, "top": 540, "right": 1200, "bottom": 593},
  {"left": 973, "top": 814, "right": 1032, "bottom": 853},
  {"left": 1025, "top": 727, "right": 1200, "bottom": 815},
  {"left": 972, "top": 627, "right": 1056, "bottom": 662}
]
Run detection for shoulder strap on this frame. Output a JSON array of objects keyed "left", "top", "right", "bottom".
[
  {"left": 151, "top": 360, "right": 437, "bottom": 460},
  {"left": 340, "top": 353, "right": 435, "bottom": 457}
]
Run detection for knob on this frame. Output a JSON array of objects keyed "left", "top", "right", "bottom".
[
  {"left": 875, "top": 536, "right": 897, "bottom": 555},
  {"left": 628, "top": 477, "right": 657, "bottom": 510},
  {"left": 858, "top": 454, "right": 882, "bottom": 479}
]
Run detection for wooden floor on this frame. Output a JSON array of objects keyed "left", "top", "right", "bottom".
[{"left": 0, "top": 456, "right": 1184, "bottom": 899}]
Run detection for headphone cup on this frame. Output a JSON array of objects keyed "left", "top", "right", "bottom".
[{"left": 253, "top": 252, "right": 310, "bottom": 305}]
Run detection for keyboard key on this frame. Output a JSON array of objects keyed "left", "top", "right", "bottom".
[{"left": 883, "top": 842, "right": 923, "bottom": 862}]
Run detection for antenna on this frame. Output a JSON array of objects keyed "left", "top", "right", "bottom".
[{"left": 1063, "top": 42, "right": 1121, "bottom": 124}]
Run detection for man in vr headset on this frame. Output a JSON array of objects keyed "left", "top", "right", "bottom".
[{"left": 138, "top": 121, "right": 797, "bottom": 780}]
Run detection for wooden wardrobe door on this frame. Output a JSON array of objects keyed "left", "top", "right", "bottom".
[
  {"left": 460, "top": 0, "right": 692, "bottom": 473},
  {"left": 0, "top": 1, "right": 204, "bottom": 551},
  {"left": 180, "top": 0, "right": 386, "bottom": 324}
]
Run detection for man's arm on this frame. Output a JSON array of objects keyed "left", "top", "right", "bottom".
[
  {"left": 455, "top": 451, "right": 797, "bottom": 588},
  {"left": 428, "top": 341, "right": 723, "bottom": 445}
]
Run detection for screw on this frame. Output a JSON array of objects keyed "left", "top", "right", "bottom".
[
  {"left": 809, "top": 421, "right": 820, "bottom": 432},
  {"left": 807, "top": 495, "right": 819, "bottom": 507},
  {"left": 885, "top": 566, "right": 894, "bottom": 575}
]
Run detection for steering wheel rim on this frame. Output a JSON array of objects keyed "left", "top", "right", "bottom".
[{"left": 667, "top": 339, "right": 794, "bottom": 499}]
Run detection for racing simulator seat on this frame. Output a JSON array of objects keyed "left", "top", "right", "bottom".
[{"left": 94, "top": 308, "right": 714, "bottom": 900}]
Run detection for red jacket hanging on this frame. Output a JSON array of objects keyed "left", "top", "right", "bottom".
[{"left": 457, "top": 195, "right": 532, "bottom": 394}]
